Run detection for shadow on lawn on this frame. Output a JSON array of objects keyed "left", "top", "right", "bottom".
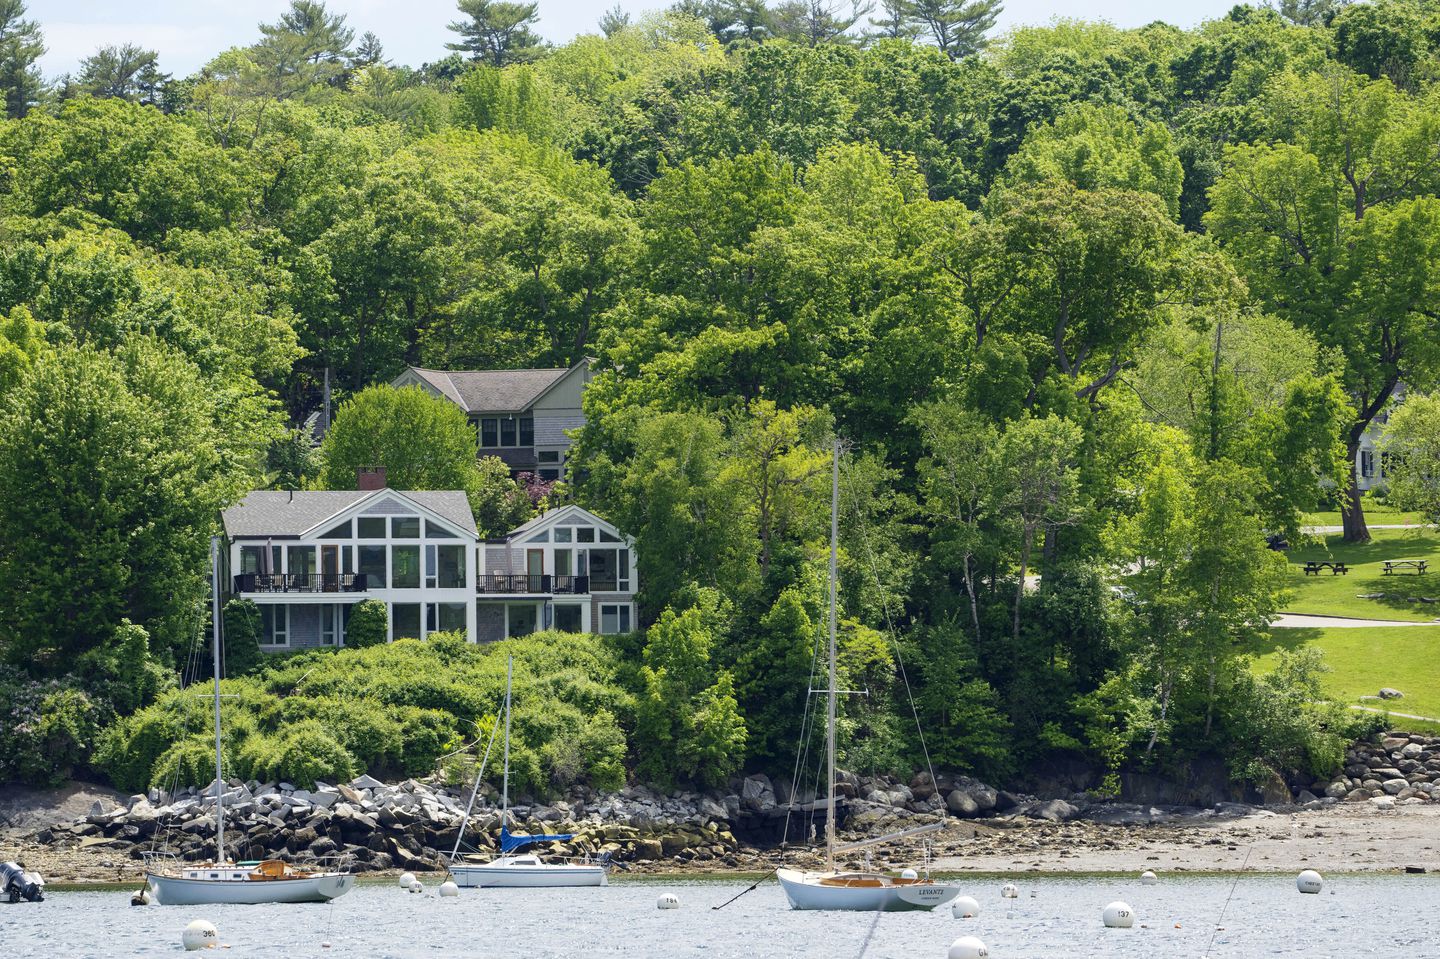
[
  {"left": 1288, "top": 530, "right": 1437, "bottom": 565},
  {"left": 1241, "top": 627, "right": 1322, "bottom": 659}
]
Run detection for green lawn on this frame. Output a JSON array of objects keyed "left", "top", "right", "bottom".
[
  {"left": 1302, "top": 504, "right": 1425, "bottom": 527},
  {"left": 1281, "top": 528, "right": 1440, "bottom": 622},
  {"left": 1244, "top": 625, "right": 1440, "bottom": 723}
]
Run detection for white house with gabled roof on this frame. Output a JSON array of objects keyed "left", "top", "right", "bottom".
[
  {"left": 477, "top": 504, "right": 637, "bottom": 641},
  {"left": 221, "top": 475, "right": 478, "bottom": 649}
]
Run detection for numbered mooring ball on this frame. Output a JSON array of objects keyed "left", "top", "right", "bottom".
[
  {"left": 901, "top": 868, "right": 919, "bottom": 880},
  {"left": 1297, "top": 870, "right": 1323, "bottom": 894},
  {"left": 439, "top": 880, "right": 459, "bottom": 898},
  {"left": 947, "top": 935, "right": 989, "bottom": 959},
  {"left": 951, "top": 895, "right": 981, "bottom": 919},
  {"left": 1000, "top": 882, "right": 1018, "bottom": 899},
  {"left": 657, "top": 893, "right": 681, "bottom": 910},
  {"left": 409, "top": 881, "right": 424, "bottom": 894},
  {"left": 1140, "top": 870, "right": 1158, "bottom": 886},
  {"left": 1102, "top": 901, "right": 1135, "bottom": 928},
  {"left": 181, "top": 919, "right": 219, "bottom": 951}
]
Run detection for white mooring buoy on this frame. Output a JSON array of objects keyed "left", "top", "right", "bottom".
[
  {"left": 901, "top": 868, "right": 919, "bottom": 880},
  {"left": 947, "top": 935, "right": 990, "bottom": 959},
  {"left": 1140, "top": 870, "right": 1158, "bottom": 886},
  {"left": 1000, "top": 882, "right": 1018, "bottom": 899},
  {"left": 657, "top": 892, "right": 681, "bottom": 910},
  {"left": 951, "top": 895, "right": 981, "bottom": 919},
  {"left": 1102, "top": 901, "right": 1134, "bottom": 928},
  {"left": 399, "top": 871, "right": 417, "bottom": 889},
  {"left": 181, "top": 919, "right": 219, "bottom": 951},
  {"left": 439, "top": 880, "right": 459, "bottom": 897},
  {"left": 1297, "top": 870, "right": 1323, "bottom": 894}
]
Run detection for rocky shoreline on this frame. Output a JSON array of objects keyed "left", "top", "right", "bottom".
[{"left": 8, "top": 732, "right": 1439, "bottom": 884}]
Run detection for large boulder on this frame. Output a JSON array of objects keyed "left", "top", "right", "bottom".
[
  {"left": 741, "top": 775, "right": 776, "bottom": 811},
  {"left": 1023, "top": 799, "right": 1078, "bottom": 822},
  {"left": 945, "top": 790, "right": 980, "bottom": 818}
]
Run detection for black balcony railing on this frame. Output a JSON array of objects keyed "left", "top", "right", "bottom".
[
  {"left": 233, "top": 573, "right": 369, "bottom": 594},
  {"left": 477, "top": 574, "right": 590, "bottom": 594}
]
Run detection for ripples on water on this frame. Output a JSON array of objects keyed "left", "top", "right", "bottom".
[{"left": 3, "top": 874, "right": 1432, "bottom": 958}]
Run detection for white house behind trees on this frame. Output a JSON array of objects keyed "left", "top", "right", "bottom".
[{"left": 221, "top": 476, "right": 637, "bottom": 651}]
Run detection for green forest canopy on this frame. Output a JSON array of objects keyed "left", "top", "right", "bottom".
[{"left": 0, "top": 0, "right": 1430, "bottom": 794}]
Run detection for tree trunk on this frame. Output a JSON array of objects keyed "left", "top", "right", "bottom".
[
  {"left": 1341, "top": 434, "right": 1370, "bottom": 544},
  {"left": 1013, "top": 527, "right": 1032, "bottom": 644},
  {"left": 962, "top": 553, "right": 981, "bottom": 648}
]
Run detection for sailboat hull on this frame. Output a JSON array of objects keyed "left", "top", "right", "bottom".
[
  {"left": 776, "top": 868, "right": 960, "bottom": 912},
  {"left": 145, "top": 871, "right": 355, "bottom": 905},
  {"left": 450, "top": 860, "right": 607, "bottom": 888}
]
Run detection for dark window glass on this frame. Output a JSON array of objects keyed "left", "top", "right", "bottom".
[
  {"left": 537, "top": 450, "right": 560, "bottom": 463},
  {"left": 357, "top": 517, "right": 386, "bottom": 538},
  {"left": 240, "top": 546, "right": 265, "bottom": 574},
  {"left": 500, "top": 419, "right": 517, "bottom": 446},
  {"left": 436, "top": 544, "right": 466, "bottom": 588},
  {"left": 358, "top": 545, "right": 386, "bottom": 582},
  {"left": 287, "top": 545, "right": 316, "bottom": 577},
  {"left": 391, "top": 516, "right": 419, "bottom": 538},
  {"left": 319, "top": 521, "right": 351, "bottom": 538},
  {"left": 425, "top": 520, "right": 457, "bottom": 538},
  {"left": 519, "top": 418, "right": 534, "bottom": 446},
  {"left": 576, "top": 527, "right": 595, "bottom": 543},
  {"left": 481, "top": 419, "right": 499, "bottom": 447},
  {"left": 391, "top": 545, "right": 420, "bottom": 588},
  {"left": 439, "top": 603, "right": 467, "bottom": 634},
  {"left": 392, "top": 603, "right": 421, "bottom": 640}
]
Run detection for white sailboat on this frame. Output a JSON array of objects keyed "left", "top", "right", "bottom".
[
  {"left": 448, "top": 656, "right": 608, "bottom": 888},
  {"left": 143, "top": 537, "right": 355, "bottom": 906},
  {"left": 776, "top": 443, "right": 961, "bottom": 913}
]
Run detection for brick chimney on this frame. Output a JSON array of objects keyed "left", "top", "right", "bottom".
[{"left": 357, "top": 466, "right": 387, "bottom": 491}]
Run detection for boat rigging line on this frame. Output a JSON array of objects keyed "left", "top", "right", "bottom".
[{"left": 710, "top": 866, "right": 780, "bottom": 910}]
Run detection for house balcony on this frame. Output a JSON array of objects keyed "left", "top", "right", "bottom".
[
  {"left": 233, "top": 573, "right": 370, "bottom": 594},
  {"left": 477, "top": 574, "right": 592, "bottom": 595}
]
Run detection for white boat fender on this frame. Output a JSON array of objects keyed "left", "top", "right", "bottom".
[
  {"left": 439, "top": 881, "right": 459, "bottom": 898},
  {"left": 182, "top": 919, "right": 219, "bottom": 951},
  {"left": 1000, "top": 882, "right": 1018, "bottom": 899},
  {"left": 656, "top": 892, "right": 681, "bottom": 910},
  {"left": 951, "top": 896, "right": 980, "bottom": 919},
  {"left": 398, "top": 871, "right": 417, "bottom": 889},
  {"left": 901, "top": 868, "right": 918, "bottom": 879},
  {"left": 1102, "top": 901, "right": 1134, "bottom": 928},
  {"left": 947, "top": 935, "right": 989, "bottom": 958},
  {"left": 1297, "top": 870, "right": 1323, "bottom": 894},
  {"left": 1141, "top": 870, "right": 1158, "bottom": 886}
]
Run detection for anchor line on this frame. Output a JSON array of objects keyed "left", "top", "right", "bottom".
[
  {"left": 711, "top": 867, "right": 779, "bottom": 910},
  {"left": 1204, "top": 844, "right": 1253, "bottom": 958}
]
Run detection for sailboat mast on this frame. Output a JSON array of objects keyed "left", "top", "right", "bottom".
[
  {"left": 210, "top": 536, "right": 226, "bottom": 865},
  {"left": 825, "top": 441, "right": 839, "bottom": 873},
  {"left": 500, "top": 655, "right": 513, "bottom": 827}
]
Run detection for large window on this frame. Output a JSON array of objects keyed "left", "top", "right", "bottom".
[
  {"left": 426, "top": 544, "right": 466, "bottom": 589},
  {"left": 554, "top": 604, "right": 582, "bottom": 632},
  {"left": 427, "top": 602, "right": 468, "bottom": 637},
  {"left": 357, "top": 517, "right": 386, "bottom": 538},
  {"left": 599, "top": 604, "right": 632, "bottom": 635},
  {"left": 239, "top": 545, "right": 280, "bottom": 575},
  {"left": 480, "top": 417, "right": 534, "bottom": 448},
  {"left": 287, "top": 545, "right": 316, "bottom": 578},
  {"left": 392, "top": 603, "right": 421, "bottom": 640},
  {"left": 321, "top": 605, "right": 348, "bottom": 646},
  {"left": 391, "top": 545, "right": 420, "bottom": 588},
  {"left": 391, "top": 516, "right": 419, "bottom": 538},
  {"left": 261, "top": 606, "right": 288, "bottom": 646},
  {"left": 358, "top": 545, "right": 386, "bottom": 584}
]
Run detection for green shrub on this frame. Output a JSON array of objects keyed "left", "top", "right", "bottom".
[
  {"left": 151, "top": 736, "right": 223, "bottom": 790},
  {"left": 0, "top": 667, "right": 99, "bottom": 787},
  {"left": 222, "top": 599, "right": 264, "bottom": 677},
  {"left": 346, "top": 599, "right": 389, "bottom": 649}
]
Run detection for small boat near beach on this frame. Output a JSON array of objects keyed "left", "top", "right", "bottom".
[
  {"left": 141, "top": 537, "right": 354, "bottom": 907},
  {"left": 448, "top": 656, "right": 608, "bottom": 888}
]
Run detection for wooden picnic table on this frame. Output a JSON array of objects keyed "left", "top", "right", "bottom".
[
  {"left": 1303, "top": 561, "right": 1349, "bottom": 576},
  {"left": 1383, "top": 560, "right": 1429, "bottom": 575}
]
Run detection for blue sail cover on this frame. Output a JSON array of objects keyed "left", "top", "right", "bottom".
[{"left": 500, "top": 826, "right": 574, "bottom": 853}]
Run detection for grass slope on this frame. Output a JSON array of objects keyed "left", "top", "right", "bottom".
[
  {"left": 1245, "top": 626, "right": 1440, "bottom": 725},
  {"left": 1281, "top": 528, "right": 1440, "bottom": 622}
]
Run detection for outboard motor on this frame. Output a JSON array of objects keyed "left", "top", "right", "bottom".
[{"left": 1, "top": 861, "right": 44, "bottom": 902}]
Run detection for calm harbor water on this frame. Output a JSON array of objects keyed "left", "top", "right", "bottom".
[{"left": 4, "top": 874, "right": 1432, "bottom": 958}]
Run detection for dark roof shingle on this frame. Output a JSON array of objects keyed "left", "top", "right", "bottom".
[{"left": 405, "top": 367, "right": 570, "bottom": 413}]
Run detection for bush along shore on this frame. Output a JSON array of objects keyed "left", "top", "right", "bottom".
[{"left": 21, "top": 730, "right": 1440, "bottom": 882}]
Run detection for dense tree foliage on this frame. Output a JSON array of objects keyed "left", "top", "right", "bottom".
[{"left": 0, "top": 0, "right": 1414, "bottom": 794}]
